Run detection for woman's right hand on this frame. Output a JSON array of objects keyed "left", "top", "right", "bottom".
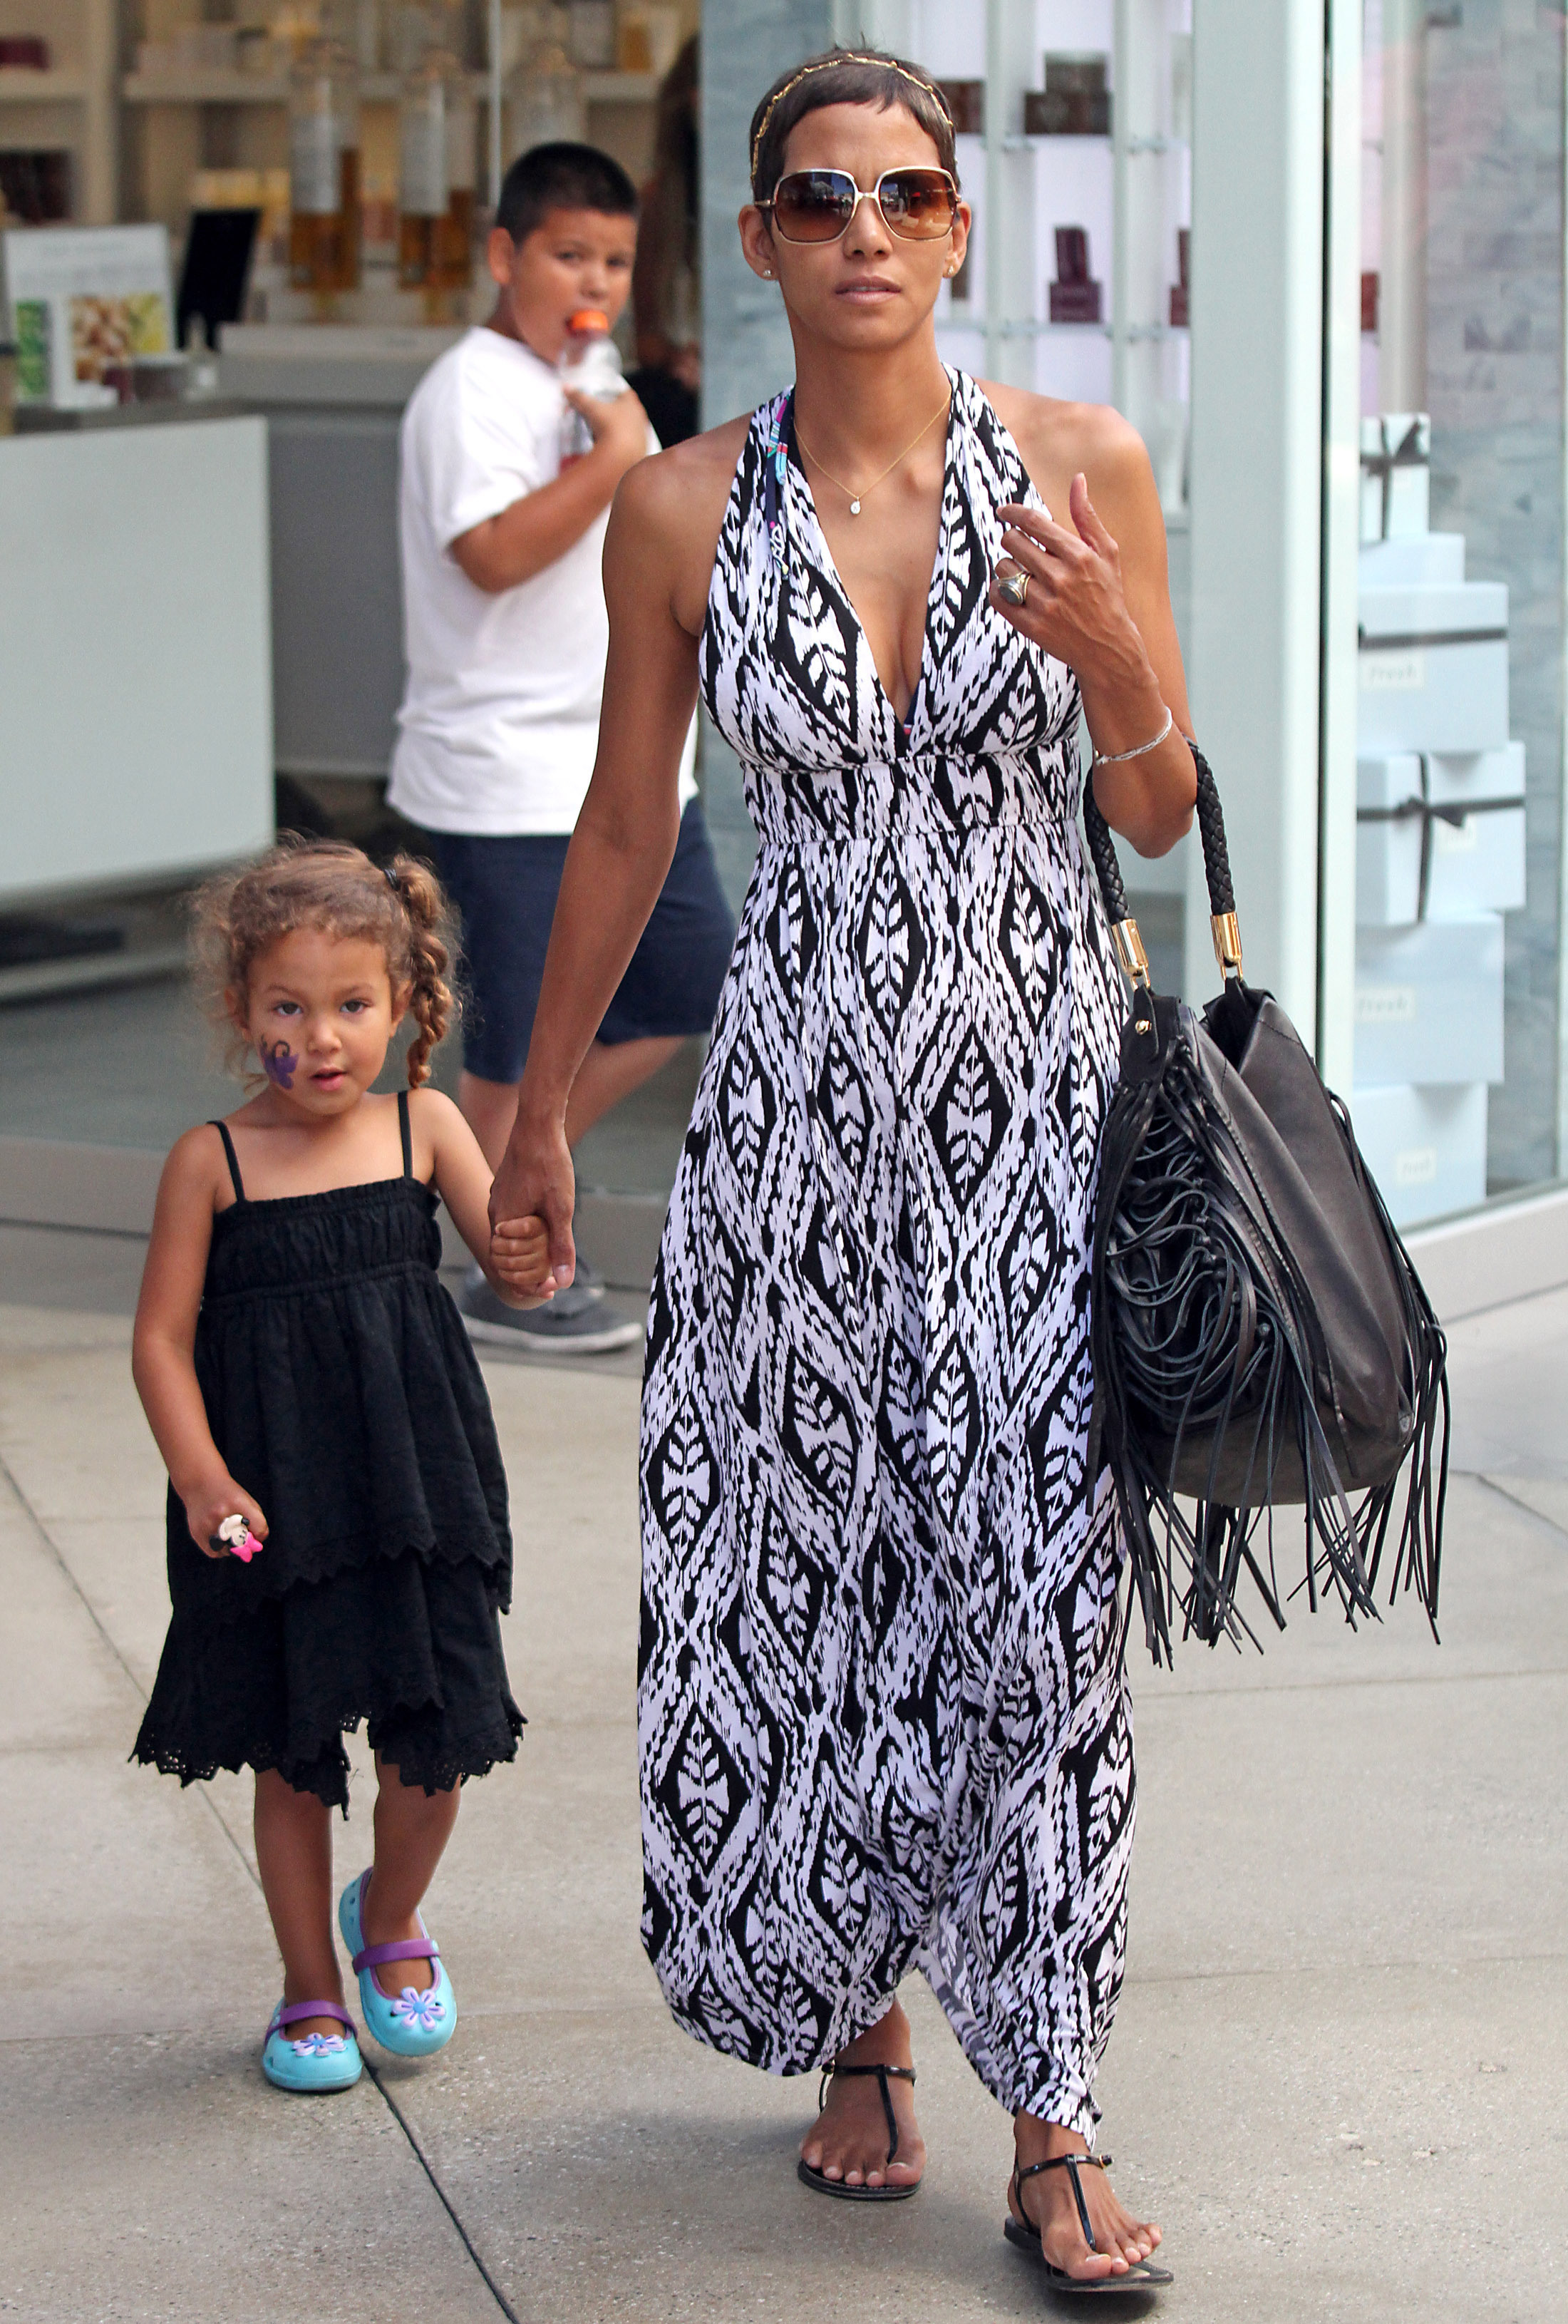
[
  {"left": 490, "top": 1109, "right": 578, "bottom": 1294},
  {"left": 181, "top": 1472, "right": 269, "bottom": 1560}
]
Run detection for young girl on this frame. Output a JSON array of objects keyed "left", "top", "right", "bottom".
[{"left": 132, "top": 838, "right": 550, "bottom": 2093}]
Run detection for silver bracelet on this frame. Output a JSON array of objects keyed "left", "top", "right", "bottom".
[{"left": 1090, "top": 706, "right": 1175, "bottom": 768}]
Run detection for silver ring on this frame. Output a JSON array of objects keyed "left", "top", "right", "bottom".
[{"left": 996, "top": 567, "right": 1029, "bottom": 608}]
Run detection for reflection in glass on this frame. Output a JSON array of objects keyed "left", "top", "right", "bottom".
[{"left": 1355, "top": 0, "right": 1562, "bottom": 1223}]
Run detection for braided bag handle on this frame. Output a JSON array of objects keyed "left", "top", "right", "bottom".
[{"left": 1082, "top": 738, "right": 1241, "bottom": 982}]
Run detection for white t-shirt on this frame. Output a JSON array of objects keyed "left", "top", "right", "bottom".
[{"left": 388, "top": 324, "right": 696, "bottom": 835}]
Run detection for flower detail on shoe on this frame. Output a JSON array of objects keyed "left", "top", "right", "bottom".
[
  {"left": 393, "top": 1987, "right": 446, "bottom": 2032},
  {"left": 289, "top": 2032, "right": 348, "bottom": 2057}
]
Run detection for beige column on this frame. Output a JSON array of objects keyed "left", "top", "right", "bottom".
[{"left": 1379, "top": 0, "right": 1428, "bottom": 412}]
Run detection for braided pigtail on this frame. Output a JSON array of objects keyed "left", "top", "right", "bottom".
[{"left": 386, "top": 853, "right": 455, "bottom": 1086}]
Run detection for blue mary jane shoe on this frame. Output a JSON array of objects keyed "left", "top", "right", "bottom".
[
  {"left": 338, "top": 1867, "right": 457, "bottom": 2059},
  {"left": 262, "top": 2000, "right": 363, "bottom": 2093}
]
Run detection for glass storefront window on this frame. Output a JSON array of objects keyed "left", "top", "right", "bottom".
[{"left": 1356, "top": 0, "right": 1564, "bottom": 1226}]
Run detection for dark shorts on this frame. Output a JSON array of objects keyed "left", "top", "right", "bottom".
[{"left": 429, "top": 800, "right": 736, "bottom": 1086}]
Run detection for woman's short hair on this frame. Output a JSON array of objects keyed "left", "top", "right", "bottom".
[{"left": 748, "top": 48, "right": 958, "bottom": 204}]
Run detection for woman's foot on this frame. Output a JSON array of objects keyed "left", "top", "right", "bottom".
[
  {"left": 1010, "top": 2117, "right": 1162, "bottom": 2282},
  {"left": 799, "top": 1999, "right": 927, "bottom": 2194}
]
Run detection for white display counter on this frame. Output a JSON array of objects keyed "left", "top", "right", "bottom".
[{"left": 0, "top": 408, "right": 273, "bottom": 905}]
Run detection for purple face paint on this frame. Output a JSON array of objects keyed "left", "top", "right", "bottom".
[{"left": 259, "top": 1037, "right": 296, "bottom": 1090}]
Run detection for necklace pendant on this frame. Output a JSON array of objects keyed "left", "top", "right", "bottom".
[{"left": 849, "top": 497, "right": 861, "bottom": 515}]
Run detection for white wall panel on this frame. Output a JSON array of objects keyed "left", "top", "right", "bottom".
[{"left": 0, "top": 416, "right": 273, "bottom": 904}]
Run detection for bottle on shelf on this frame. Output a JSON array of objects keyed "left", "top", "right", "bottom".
[
  {"left": 288, "top": 11, "right": 362, "bottom": 300},
  {"left": 353, "top": 0, "right": 386, "bottom": 73},
  {"left": 505, "top": 4, "right": 585, "bottom": 158},
  {"left": 557, "top": 307, "right": 625, "bottom": 466},
  {"left": 397, "top": 6, "right": 476, "bottom": 300}
]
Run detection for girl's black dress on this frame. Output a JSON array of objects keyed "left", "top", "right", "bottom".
[{"left": 133, "top": 1095, "right": 523, "bottom": 1810}]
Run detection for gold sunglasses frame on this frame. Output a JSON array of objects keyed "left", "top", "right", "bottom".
[{"left": 758, "top": 166, "right": 960, "bottom": 245}]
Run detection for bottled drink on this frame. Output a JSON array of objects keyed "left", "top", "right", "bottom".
[
  {"left": 557, "top": 307, "right": 626, "bottom": 465},
  {"left": 289, "top": 29, "right": 361, "bottom": 295},
  {"left": 505, "top": 4, "right": 585, "bottom": 156},
  {"left": 397, "top": 11, "right": 476, "bottom": 294}
]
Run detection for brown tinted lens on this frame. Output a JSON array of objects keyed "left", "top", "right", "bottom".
[
  {"left": 879, "top": 170, "right": 956, "bottom": 240},
  {"left": 770, "top": 170, "right": 857, "bottom": 242}
]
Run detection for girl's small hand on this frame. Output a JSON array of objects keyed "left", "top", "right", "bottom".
[
  {"left": 490, "top": 1213, "right": 555, "bottom": 1307},
  {"left": 182, "top": 1474, "right": 269, "bottom": 1561},
  {"left": 490, "top": 1114, "right": 577, "bottom": 1293}
]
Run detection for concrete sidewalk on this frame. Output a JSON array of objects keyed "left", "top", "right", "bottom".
[{"left": 2, "top": 1250, "right": 1565, "bottom": 2323}]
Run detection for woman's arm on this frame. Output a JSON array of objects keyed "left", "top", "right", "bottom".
[
  {"left": 988, "top": 394, "right": 1197, "bottom": 856},
  {"left": 487, "top": 448, "right": 706, "bottom": 1285},
  {"left": 411, "top": 1088, "right": 551, "bottom": 1304},
  {"left": 131, "top": 1128, "right": 267, "bottom": 1557}
]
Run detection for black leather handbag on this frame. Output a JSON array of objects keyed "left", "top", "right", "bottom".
[{"left": 1083, "top": 746, "right": 1449, "bottom": 1665}]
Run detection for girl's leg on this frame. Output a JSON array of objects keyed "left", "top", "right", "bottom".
[
  {"left": 356, "top": 1752, "right": 461, "bottom": 1995},
  {"left": 254, "top": 1768, "right": 345, "bottom": 2040}
]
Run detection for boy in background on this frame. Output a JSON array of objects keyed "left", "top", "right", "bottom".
[{"left": 390, "top": 142, "right": 733, "bottom": 1351}]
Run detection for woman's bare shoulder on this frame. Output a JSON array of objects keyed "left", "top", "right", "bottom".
[
  {"left": 611, "top": 414, "right": 755, "bottom": 632},
  {"left": 978, "top": 381, "right": 1151, "bottom": 500},
  {"left": 614, "top": 414, "right": 753, "bottom": 537}
]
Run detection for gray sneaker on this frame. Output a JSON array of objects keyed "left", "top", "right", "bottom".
[{"left": 457, "top": 1263, "right": 642, "bottom": 1355}]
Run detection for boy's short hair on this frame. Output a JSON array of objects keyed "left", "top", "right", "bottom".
[{"left": 495, "top": 143, "right": 638, "bottom": 243}]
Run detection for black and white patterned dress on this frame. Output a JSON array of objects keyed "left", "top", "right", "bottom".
[{"left": 639, "top": 369, "right": 1135, "bottom": 2131}]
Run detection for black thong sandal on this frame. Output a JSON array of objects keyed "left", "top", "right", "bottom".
[
  {"left": 796, "top": 2062, "right": 922, "bottom": 2202},
  {"left": 1004, "top": 2151, "right": 1173, "bottom": 2293}
]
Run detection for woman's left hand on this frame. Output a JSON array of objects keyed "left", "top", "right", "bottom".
[{"left": 990, "top": 474, "right": 1150, "bottom": 699}]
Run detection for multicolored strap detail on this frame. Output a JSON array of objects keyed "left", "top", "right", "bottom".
[
  {"left": 350, "top": 1935, "right": 438, "bottom": 1975},
  {"left": 759, "top": 391, "right": 793, "bottom": 570},
  {"left": 268, "top": 2000, "right": 355, "bottom": 2037}
]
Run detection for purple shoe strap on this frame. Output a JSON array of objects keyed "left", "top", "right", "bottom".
[
  {"left": 270, "top": 2000, "right": 354, "bottom": 2035},
  {"left": 353, "top": 1936, "right": 438, "bottom": 1973}
]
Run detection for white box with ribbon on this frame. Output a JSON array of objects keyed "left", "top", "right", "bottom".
[
  {"left": 1358, "top": 580, "right": 1510, "bottom": 754},
  {"left": 1358, "top": 532, "right": 1465, "bottom": 587},
  {"left": 1356, "top": 743, "right": 1526, "bottom": 925},
  {"left": 1354, "top": 914, "right": 1505, "bottom": 1085},
  {"left": 1360, "top": 413, "right": 1430, "bottom": 542},
  {"left": 1349, "top": 1081, "right": 1488, "bottom": 1230}
]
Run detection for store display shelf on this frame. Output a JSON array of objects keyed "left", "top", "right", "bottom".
[
  {"left": 0, "top": 68, "right": 88, "bottom": 102},
  {"left": 582, "top": 71, "right": 659, "bottom": 103},
  {"left": 1001, "top": 133, "right": 1188, "bottom": 156},
  {"left": 124, "top": 66, "right": 654, "bottom": 107},
  {"left": 123, "top": 69, "right": 490, "bottom": 105},
  {"left": 994, "top": 318, "right": 1187, "bottom": 341}
]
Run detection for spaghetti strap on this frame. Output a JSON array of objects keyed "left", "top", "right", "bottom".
[
  {"left": 210, "top": 1120, "right": 245, "bottom": 1204},
  {"left": 398, "top": 1089, "right": 413, "bottom": 1178}
]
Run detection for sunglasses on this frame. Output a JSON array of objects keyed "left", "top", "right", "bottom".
[{"left": 761, "top": 166, "right": 959, "bottom": 245}]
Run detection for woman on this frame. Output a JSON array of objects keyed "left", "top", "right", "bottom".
[{"left": 491, "top": 49, "right": 1194, "bottom": 2291}]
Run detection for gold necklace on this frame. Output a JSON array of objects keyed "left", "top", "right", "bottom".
[{"left": 794, "top": 389, "right": 951, "bottom": 515}]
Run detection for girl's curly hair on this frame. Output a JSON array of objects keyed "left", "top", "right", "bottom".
[{"left": 192, "top": 836, "right": 457, "bottom": 1086}]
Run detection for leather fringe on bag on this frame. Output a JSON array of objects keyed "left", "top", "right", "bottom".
[{"left": 1083, "top": 744, "right": 1450, "bottom": 1667}]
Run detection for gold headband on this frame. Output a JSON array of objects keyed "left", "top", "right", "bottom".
[{"left": 749, "top": 53, "right": 952, "bottom": 181}]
